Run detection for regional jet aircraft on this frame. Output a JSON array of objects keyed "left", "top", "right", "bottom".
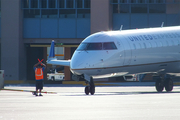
[{"left": 47, "top": 26, "right": 180, "bottom": 95}]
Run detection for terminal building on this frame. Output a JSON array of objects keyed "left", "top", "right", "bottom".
[{"left": 0, "top": 0, "right": 180, "bottom": 81}]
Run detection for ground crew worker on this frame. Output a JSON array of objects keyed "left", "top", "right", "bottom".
[{"left": 34, "top": 61, "right": 46, "bottom": 96}]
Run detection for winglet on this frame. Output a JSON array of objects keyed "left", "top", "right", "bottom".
[
  {"left": 47, "top": 40, "right": 70, "bottom": 67},
  {"left": 49, "top": 40, "right": 55, "bottom": 58},
  {"left": 48, "top": 40, "right": 57, "bottom": 62}
]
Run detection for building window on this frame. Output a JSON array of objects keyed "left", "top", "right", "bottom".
[
  {"left": 66, "top": 0, "right": 74, "bottom": 8},
  {"left": 137, "top": 0, "right": 146, "bottom": 3},
  {"left": 22, "top": 0, "right": 90, "bottom": 18},
  {"left": 59, "top": 0, "right": 65, "bottom": 8},
  {"left": 149, "top": 4, "right": 166, "bottom": 13},
  {"left": 31, "top": 0, "right": 38, "bottom": 8},
  {"left": 49, "top": 0, "right": 56, "bottom": 8},
  {"left": 112, "top": 0, "right": 118, "bottom": 3},
  {"left": 59, "top": 9, "right": 76, "bottom": 18},
  {"left": 131, "top": 4, "right": 147, "bottom": 13},
  {"left": 24, "top": 9, "right": 40, "bottom": 18},
  {"left": 113, "top": 4, "right": 130, "bottom": 13},
  {"left": 156, "top": 0, "right": 165, "bottom": 3},
  {"left": 40, "top": 0, "right": 47, "bottom": 8},
  {"left": 84, "top": 0, "right": 90, "bottom": 8},
  {"left": 120, "top": 0, "right": 128, "bottom": 3},
  {"left": 0, "top": 0, "right": 1, "bottom": 9},
  {"left": 130, "top": 0, "right": 136, "bottom": 3},
  {"left": 77, "top": 9, "right": 90, "bottom": 18},
  {"left": 22, "top": 0, "right": 29, "bottom": 8},
  {"left": 42, "top": 9, "right": 58, "bottom": 18},
  {"left": 77, "top": 0, "right": 83, "bottom": 8}
]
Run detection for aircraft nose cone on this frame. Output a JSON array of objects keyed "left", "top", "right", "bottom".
[{"left": 70, "top": 51, "right": 84, "bottom": 69}]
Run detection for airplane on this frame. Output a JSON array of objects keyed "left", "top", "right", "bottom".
[{"left": 47, "top": 25, "right": 180, "bottom": 95}]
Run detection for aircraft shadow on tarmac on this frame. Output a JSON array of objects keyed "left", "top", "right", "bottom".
[{"left": 59, "top": 91, "right": 180, "bottom": 96}]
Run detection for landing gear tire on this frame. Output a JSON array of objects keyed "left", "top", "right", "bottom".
[
  {"left": 84, "top": 86, "right": 95, "bottom": 95},
  {"left": 90, "top": 86, "right": 95, "bottom": 95},
  {"left": 165, "top": 78, "right": 173, "bottom": 92},
  {"left": 85, "top": 86, "right": 90, "bottom": 95},
  {"left": 84, "top": 77, "right": 95, "bottom": 95},
  {"left": 155, "top": 78, "right": 164, "bottom": 92}
]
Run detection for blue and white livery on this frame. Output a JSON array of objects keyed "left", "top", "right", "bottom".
[{"left": 47, "top": 26, "right": 180, "bottom": 95}]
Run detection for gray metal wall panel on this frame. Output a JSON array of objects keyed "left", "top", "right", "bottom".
[
  {"left": 113, "top": 14, "right": 130, "bottom": 30},
  {"left": 76, "top": 18, "right": 90, "bottom": 38},
  {"left": 41, "top": 19, "right": 58, "bottom": 38},
  {"left": 149, "top": 14, "right": 166, "bottom": 27},
  {"left": 59, "top": 19, "right": 76, "bottom": 38},
  {"left": 1, "top": 0, "right": 26, "bottom": 80},
  {"left": 23, "top": 19, "right": 41, "bottom": 38},
  {"left": 131, "top": 14, "right": 148, "bottom": 29},
  {"left": 167, "top": 14, "right": 180, "bottom": 26}
]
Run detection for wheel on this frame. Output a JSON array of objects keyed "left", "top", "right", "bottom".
[
  {"left": 155, "top": 78, "right": 164, "bottom": 92},
  {"left": 89, "top": 77, "right": 95, "bottom": 95},
  {"left": 90, "top": 86, "right": 95, "bottom": 95},
  {"left": 85, "top": 86, "right": 90, "bottom": 95},
  {"left": 51, "top": 77, "right": 55, "bottom": 81},
  {"left": 165, "top": 78, "right": 173, "bottom": 92}
]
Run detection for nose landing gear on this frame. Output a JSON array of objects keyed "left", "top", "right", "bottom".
[{"left": 84, "top": 77, "right": 95, "bottom": 95}]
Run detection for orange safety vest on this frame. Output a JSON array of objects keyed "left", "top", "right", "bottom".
[{"left": 35, "top": 68, "right": 44, "bottom": 80}]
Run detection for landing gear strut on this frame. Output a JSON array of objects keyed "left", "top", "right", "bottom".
[
  {"left": 155, "top": 76, "right": 173, "bottom": 92},
  {"left": 84, "top": 77, "right": 95, "bottom": 95}
]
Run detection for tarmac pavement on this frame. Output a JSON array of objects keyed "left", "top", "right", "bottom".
[{"left": 1, "top": 83, "right": 180, "bottom": 120}]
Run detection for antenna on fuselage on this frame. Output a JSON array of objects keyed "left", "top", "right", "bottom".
[
  {"left": 161, "top": 22, "right": 164, "bottom": 28},
  {"left": 120, "top": 25, "right": 123, "bottom": 31}
]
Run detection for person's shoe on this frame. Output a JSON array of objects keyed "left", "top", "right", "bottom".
[
  {"left": 35, "top": 93, "right": 38, "bottom": 96},
  {"left": 39, "top": 94, "right": 43, "bottom": 96}
]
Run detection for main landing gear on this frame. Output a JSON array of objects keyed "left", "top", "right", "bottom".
[
  {"left": 155, "top": 76, "right": 173, "bottom": 92},
  {"left": 84, "top": 77, "right": 95, "bottom": 95},
  {"left": 72, "top": 74, "right": 95, "bottom": 95}
]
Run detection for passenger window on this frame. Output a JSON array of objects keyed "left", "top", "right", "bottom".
[
  {"left": 154, "top": 42, "right": 157, "bottom": 47},
  {"left": 168, "top": 41, "right": 172, "bottom": 46},
  {"left": 139, "top": 43, "right": 142, "bottom": 49},
  {"left": 133, "top": 44, "right": 136, "bottom": 49},
  {"left": 149, "top": 42, "right": 152, "bottom": 48},
  {"left": 166, "top": 41, "right": 169, "bottom": 46},
  {"left": 171, "top": 40, "right": 174, "bottom": 46},
  {"left": 103, "top": 42, "right": 117, "bottom": 50},
  {"left": 143, "top": 43, "right": 146, "bottom": 48}
]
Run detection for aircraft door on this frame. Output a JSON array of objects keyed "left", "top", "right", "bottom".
[
  {"left": 116, "top": 40, "right": 125, "bottom": 66},
  {"left": 122, "top": 36, "right": 132, "bottom": 66}
]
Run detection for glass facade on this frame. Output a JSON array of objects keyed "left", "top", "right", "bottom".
[
  {"left": 112, "top": 0, "right": 167, "bottom": 14},
  {"left": 22, "top": 0, "right": 90, "bottom": 18},
  {"left": 112, "top": 0, "right": 180, "bottom": 30}
]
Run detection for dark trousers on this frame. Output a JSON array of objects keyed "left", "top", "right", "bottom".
[{"left": 36, "top": 80, "right": 43, "bottom": 90}]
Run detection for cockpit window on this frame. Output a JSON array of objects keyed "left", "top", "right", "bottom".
[
  {"left": 103, "top": 42, "right": 117, "bottom": 50},
  {"left": 87, "top": 43, "right": 102, "bottom": 50},
  {"left": 77, "top": 43, "right": 88, "bottom": 51},
  {"left": 77, "top": 42, "right": 117, "bottom": 51}
]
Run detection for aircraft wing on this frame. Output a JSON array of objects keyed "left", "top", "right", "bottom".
[{"left": 47, "top": 40, "right": 71, "bottom": 67}]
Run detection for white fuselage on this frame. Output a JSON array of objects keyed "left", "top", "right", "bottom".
[{"left": 70, "top": 26, "right": 180, "bottom": 78}]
